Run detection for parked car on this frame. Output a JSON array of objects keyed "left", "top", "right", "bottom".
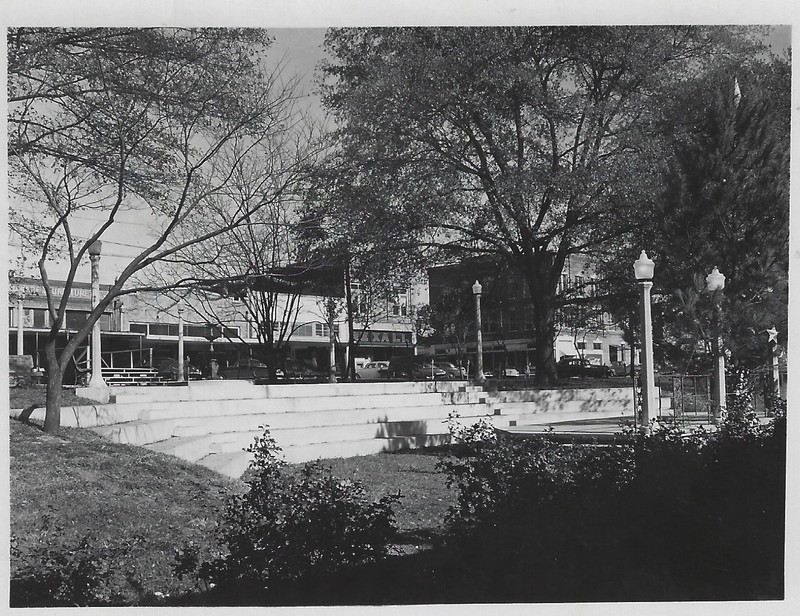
[
  {"left": 219, "top": 358, "right": 270, "bottom": 380},
  {"left": 412, "top": 363, "right": 447, "bottom": 380},
  {"left": 355, "top": 360, "right": 390, "bottom": 380},
  {"left": 434, "top": 361, "right": 467, "bottom": 379},
  {"left": 282, "top": 359, "right": 328, "bottom": 382},
  {"left": 499, "top": 367, "right": 520, "bottom": 378},
  {"left": 156, "top": 357, "right": 202, "bottom": 380},
  {"left": 610, "top": 360, "right": 631, "bottom": 376},
  {"left": 387, "top": 355, "right": 446, "bottom": 380},
  {"left": 556, "top": 356, "right": 614, "bottom": 379}
]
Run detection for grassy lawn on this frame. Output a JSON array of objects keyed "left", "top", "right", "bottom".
[
  {"left": 304, "top": 448, "right": 455, "bottom": 550},
  {"left": 10, "top": 385, "right": 101, "bottom": 409},
  {"left": 8, "top": 417, "right": 455, "bottom": 605},
  {"left": 9, "top": 418, "right": 238, "bottom": 605}
]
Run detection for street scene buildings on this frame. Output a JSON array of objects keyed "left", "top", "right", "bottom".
[{"left": 9, "top": 253, "right": 630, "bottom": 385}]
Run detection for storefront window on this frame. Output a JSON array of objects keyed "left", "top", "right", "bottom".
[{"left": 149, "top": 322, "right": 171, "bottom": 336}]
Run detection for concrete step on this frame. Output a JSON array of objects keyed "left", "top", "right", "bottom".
[
  {"left": 13, "top": 404, "right": 138, "bottom": 428},
  {"left": 91, "top": 418, "right": 179, "bottom": 446},
  {"left": 46, "top": 389, "right": 490, "bottom": 430},
  {"left": 91, "top": 397, "right": 495, "bottom": 446},
  {"left": 258, "top": 381, "right": 477, "bottom": 398},
  {"left": 282, "top": 434, "right": 452, "bottom": 465},
  {"left": 132, "top": 391, "right": 447, "bottom": 417},
  {"left": 196, "top": 450, "right": 254, "bottom": 478},
  {"left": 144, "top": 432, "right": 238, "bottom": 462},
  {"left": 112, "top": 379, "right": 481, "bottom": 404},
  {"left": 172, "top": 402, "right": 493, "bottom": 437},
  {"left": 280, "top": 438, "right": 411, "bottom": 465},
  {"left": 145, "top": 412, "right": 465, "bottom": 466},
  {"left": 487, "top": 410, "right": 634, "bottom": 429},
  {"left": 112, "top": 380, "right": 263, "bottom": 404},
  {"left": 219, "top": 419, "right": 454, "bottom": 449},
  {"left": 488, "top": 387, "right": 633, "bottom": 404},
  {"left": 196, "top": 437, "right": 396, "bottom": 476},
  {"left": 492, "top": 398, "right": 632, "bottom": 417}
]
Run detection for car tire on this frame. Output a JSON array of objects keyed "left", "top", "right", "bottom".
[{"left": 355, "top": 374, "right": 362, "bottom": 380}]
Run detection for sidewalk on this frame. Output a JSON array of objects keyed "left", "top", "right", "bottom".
[{"left": 497, "top": 414, "right": 719, "bottom": 444}]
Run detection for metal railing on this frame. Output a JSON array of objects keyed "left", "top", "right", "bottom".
[
  {"left": 655, "top": 374, "right": 713, "bottom": 426},
  {"left": 100, "top": 348, "right": 154, "bottom": 369}
]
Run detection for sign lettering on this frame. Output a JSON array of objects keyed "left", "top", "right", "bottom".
[{"left": 362, "top": 330, "right": 412, "bottom": 346}]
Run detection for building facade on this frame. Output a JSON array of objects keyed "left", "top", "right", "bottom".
[
  {"left": 8, "top": 276, "right": 422, "bottom": 384},
  {"left": 424, "top": 255, "right": 631, "bottom": 372}
]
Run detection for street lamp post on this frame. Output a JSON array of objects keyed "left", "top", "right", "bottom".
[
  {"left": 177, "top": 304, "right": 185, "bottom": 383},
  {"left": 472, "top": 280, "right": 486, "bottom": 383},
  {"left": 633, "top": 251, "right": 656, "bottom": 431},
  {"left": 16, "top": 294, "right": 24, "bottom": 355},
  {"left": 205, "top": 323, "right": 222, "bottom": 380},
  {"left": 766, "top": 327, "right": 780, "bottom": 398},
  {"left": 87, "top": 240, "right": 107, "bottom": 389},
  {"left": 706, "top": 266, "right": 727, "bottom": 421}
]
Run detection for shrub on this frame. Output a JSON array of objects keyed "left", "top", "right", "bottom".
[
  {"left": 438, "top": 431, "right": 633, "bottom": 531},
  {"left": 437, "top": 409, "right": 786, "bottom": 601},
  {"left": 10, "top": 529, "right": 144, "bottom": 607},
  {"left": 176, "top": 426, "right": 401, "bottom": 598},
  {"left": 445, "top": 409, "right": 497, "bottom": 447}
]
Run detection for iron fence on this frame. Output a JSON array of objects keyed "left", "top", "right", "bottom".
[
  {"left": 656, "top": 374, "right": 713, "bottom": 426},
  {"left": 649, "top": 367, "right": 786, "bottom": 428}
]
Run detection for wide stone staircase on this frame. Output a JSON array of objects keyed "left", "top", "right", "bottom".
[{"left": 12, "top": 380, "right": 659, "bottom": 478}]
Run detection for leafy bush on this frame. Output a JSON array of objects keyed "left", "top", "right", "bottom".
[
  {"left": 10, "top": 528, "right": 146, "bottom": 607},
  {"left": 439, "top": 431, "right": 633, "bottom": 530},
  {"left": 437, "top": 403, "right": 786, "bottom": 601},
  {"left": 176, "top": 427, "right": 401, "bottom": 599}
]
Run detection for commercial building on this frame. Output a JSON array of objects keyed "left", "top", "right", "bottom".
[
  {"left": 8, "top": 275, "right": 422, "bottom": 385},
  {"left": 9, "top": 252, "right": 633, "bottom": 384},
  {"left": 424, "top": 255, "right": 631, "bottom": 372}
]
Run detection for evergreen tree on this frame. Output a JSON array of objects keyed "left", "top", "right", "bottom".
[{"left": 599, "top": 59, "right": 789, "bottom": 371}]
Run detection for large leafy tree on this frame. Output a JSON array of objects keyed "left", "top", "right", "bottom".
[
  {"left": 8, "top": 27, "right": 306, "bottom": 432},
  {"left": 319, "top": 26, "right": 762, "bottom": 384},
  {"left": 598, "top": 56, "right": 790, "bottom": 372},
  {"left": 302, "top": 157, "right": 429, "bottom": 380}
]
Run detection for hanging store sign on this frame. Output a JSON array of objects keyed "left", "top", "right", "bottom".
[
  {"left": 9, "top": 281, "right": 105, "bottom": 300},
  {"left": 360, "top": 330, "right": 412, "bottom": 347}
]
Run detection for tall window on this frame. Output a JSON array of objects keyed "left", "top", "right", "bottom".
[
  {"left": 314, "top": 322, "right": 330, "bottom": 337},
  {"left": 389, "top": 289, "right": 409, "bottom": 317},
  {"left": 351, "top": 282, "right": 369, "bottom": 317}
]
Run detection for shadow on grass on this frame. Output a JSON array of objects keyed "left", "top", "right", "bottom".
[
  {"left": 164, "top": 430, "right": 786, "bottom": 607},
  {"left": 165, "top": 510, "right": 784, "bottom": 607}
]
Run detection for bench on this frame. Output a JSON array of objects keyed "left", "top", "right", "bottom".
[{"left": 101, "top": 367, "right": 166, "bottom": 386}]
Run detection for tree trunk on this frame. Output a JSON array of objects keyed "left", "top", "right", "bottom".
[
  {"left": 43, "top": 339, "right": 64, "bottom": 434},
  {"left": 328, "top": 302, "right": 337, "bottom": 383},
  {"left": 530, "top": 290, "right": 558, "bottom": 384},
  {"left": 524, "top": 252, "right": 561, "bottom": 385}
]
